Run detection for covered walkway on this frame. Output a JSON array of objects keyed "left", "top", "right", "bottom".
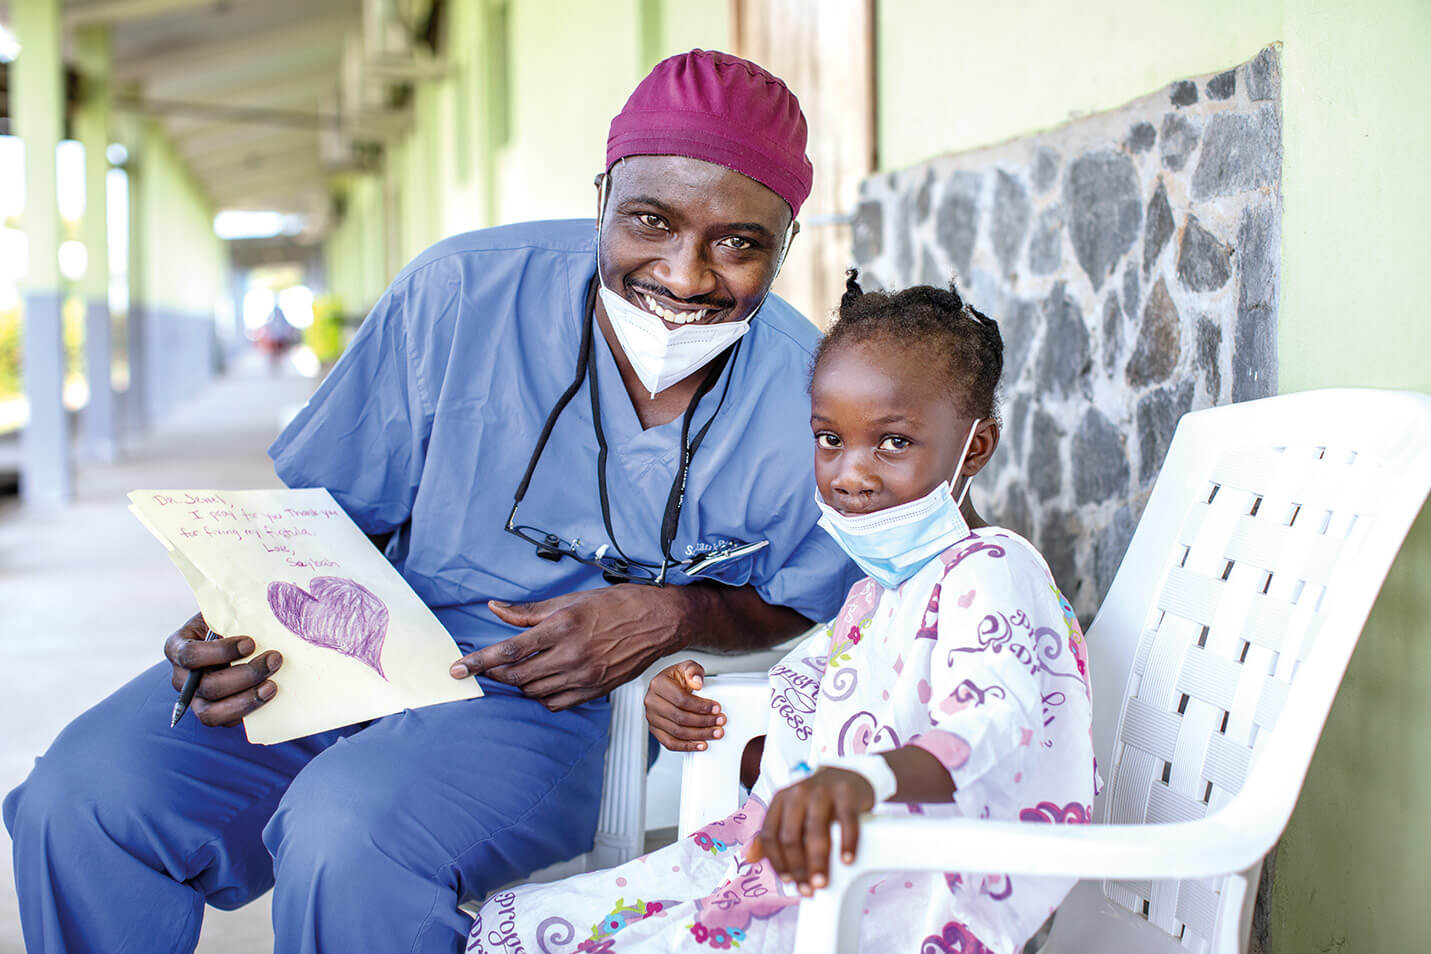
[{"left": 0, "top": 353, "right": 315, "bottom": 953}]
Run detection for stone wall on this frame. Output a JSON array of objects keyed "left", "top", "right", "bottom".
[{"left": 849, "top": 47, "right": 1282, "bottom": 621}]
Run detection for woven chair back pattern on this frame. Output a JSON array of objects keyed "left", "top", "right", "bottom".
[{"left": 1097, "top": 390, "right": 1431, "bottom": 950}]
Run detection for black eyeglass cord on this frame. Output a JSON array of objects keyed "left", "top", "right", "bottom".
[{"left": 510, "top": 278, "right": 596, "bottom": 506}]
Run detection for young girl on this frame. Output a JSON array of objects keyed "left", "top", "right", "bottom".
[{"left": 469, "top": 273, "right": 1096, "bottom": 954}]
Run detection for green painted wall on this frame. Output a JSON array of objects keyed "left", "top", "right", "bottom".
[
  {"left": 875, "top": 0, "right": 1283, "bottom": 173},
  {"left": 322, "top": 0, "right": 728, "bottom": 313},
  {"left": 1277, "top": 0, "right": 1431, "bottom": 395},
  {"left": 132, "top": 121, "right": 228, "bottom": 316},
  {"left": 324, "top": 173, "right": 388, "bottom": 313},
  {"left": 1267, "top": 4, "right": 1431, "bottom": 949},
  {"left": 876, "top": 2, "right": 1430, "bottom": 950}
]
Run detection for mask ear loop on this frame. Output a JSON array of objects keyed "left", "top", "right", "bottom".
[
  {"left": 951, "top": 418, "right": 983, "bottom": 509},
  {"left": 595, "top": 168, "right": 614, "bottom": 280}
]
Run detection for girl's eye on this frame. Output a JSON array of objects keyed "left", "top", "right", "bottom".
[
  {"left": 814, "top": 432, "right": 841, "bottom": 449},
  {"left": 878, "top": 435, "right": 911, "bottom": 451}
]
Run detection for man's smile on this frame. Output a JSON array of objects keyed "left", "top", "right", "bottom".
[
  {"left": 638, "top": 291, "right": 711, "bottom": 325},
  {"left": 626, "top": 282, "right": 735, "bottom": 327}
]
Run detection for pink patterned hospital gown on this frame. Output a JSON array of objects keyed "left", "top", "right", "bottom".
[{"left": 468, "top": 528, "right": 1096, "bottom": 954}]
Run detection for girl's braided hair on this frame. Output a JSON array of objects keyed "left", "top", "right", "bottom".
[{"left": 813, "top": 269, "right": 1005, "bottom": 421}]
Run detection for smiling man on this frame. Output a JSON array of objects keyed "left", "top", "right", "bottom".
[{"left": 4, "top": 50, "right": 860, "bottom": 954}]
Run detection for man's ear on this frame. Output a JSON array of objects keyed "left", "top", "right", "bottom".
[
  {"left": 962, "top": 418, "right": 1001, "bottom": 478},
  {"left": 593, "top": 172, "right": 608, "bottom": 226}
]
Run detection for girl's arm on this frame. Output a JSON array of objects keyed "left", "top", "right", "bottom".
[
  {"left": 883, "top": 745, "right": 956, "bottom": 803},
  {"left": 746, "top": 744, "right": 952, "bottom": 895},
  {"left": 741, "top": 736, "right": 767, "bottom": 789}
]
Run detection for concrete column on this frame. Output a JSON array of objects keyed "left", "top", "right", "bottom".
[
  {"left": 75, "top": 25, "right": 116, "bottom": 461},
  {"left": 14, "top": 0, "right": 72, "bottom": 505},
  {"left": 144, "top": 289, "right": 165, "bottom": 429},
  {"left": 228, "top": 268, "right": 247, "bottom": 363},
  {"left": 125, "top": 133, "right": 147, "bottom": 437}
]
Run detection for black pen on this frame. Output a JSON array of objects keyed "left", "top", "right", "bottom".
[{"left": 170, "top": 628, "right": 221, "bottom": 727}]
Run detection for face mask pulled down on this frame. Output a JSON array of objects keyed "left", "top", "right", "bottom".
[
  {"left": 815, "top": 421, "right": 982, "bottom": 591},
  {"left": 598, "top": 285, "right": 752, "bottom": 398},
  {"left": 596, "top": 174, "right": 791, "bottom": 398}
]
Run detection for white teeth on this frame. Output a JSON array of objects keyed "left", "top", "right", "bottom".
[{"left": 640, "top": 293, "right": 708, "bottom": 325}]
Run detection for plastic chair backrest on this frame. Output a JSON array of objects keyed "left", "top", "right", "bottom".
[{"left": 1082, "top": 389, "right": 1431, "bottom": 951}]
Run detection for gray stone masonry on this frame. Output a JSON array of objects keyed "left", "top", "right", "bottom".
[{"left": 849, "top": 47, "right": 1281, "bottom": 620}]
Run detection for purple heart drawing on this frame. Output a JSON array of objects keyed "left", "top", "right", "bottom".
[{"left": 267, "top": 576, "right": 390, "bottom": 680}]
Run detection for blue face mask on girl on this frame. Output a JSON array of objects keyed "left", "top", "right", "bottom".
[{"left": 814, "top": 420, "right": 981, "bottom": 591}]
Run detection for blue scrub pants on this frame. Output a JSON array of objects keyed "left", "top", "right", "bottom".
[{"left": 4, "top": 661, "right": 610, "bottom": 954}]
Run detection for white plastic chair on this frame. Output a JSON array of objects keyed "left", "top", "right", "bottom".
[
  {"left": 679, "top": 389, "right": 1431, "bottom": 954},
  {"left": 513, "top": 641, "right": 806, "bottom": 890}
]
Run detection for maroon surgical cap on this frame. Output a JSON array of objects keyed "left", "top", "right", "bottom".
[{"left": 606, "top": 49, "right": 813, "bottom": 218}]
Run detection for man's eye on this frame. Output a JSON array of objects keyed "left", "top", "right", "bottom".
[
  {"left": 637, "top": 213, "right": 668, "bottom": 230},
  {"left": 719, "top": 235, "right": 755, "bottom": 250},
  {"left": 815, "top": 432, "right": 841, "bottom": 449},
  {"left": 878, "top": 435, "right": 911, "bottom": 451}
]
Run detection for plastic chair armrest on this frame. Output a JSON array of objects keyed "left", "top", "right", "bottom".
[
  {"left": 678, "top": 673, "right": 770, "bottom": 838},
  {"left": 830, "top": 811, "right": 1274, "bottom": 885},
  {"left": 796, "top": 814, "right": 1275, "bottom": 954}
]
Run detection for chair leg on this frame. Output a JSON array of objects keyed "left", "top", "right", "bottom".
[
  {"left": 794, "top": 866, "right": 870, "bottom": 954},
  {"left": 1213, "top": 861, "right": 1261, "bottom": 954},
  {"left": 591, "top": 680, "right": 649, "bottom": 870}
]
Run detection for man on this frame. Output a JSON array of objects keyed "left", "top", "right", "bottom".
[{"left": 4, "top": 50, "right": 859, "bottom": 953}]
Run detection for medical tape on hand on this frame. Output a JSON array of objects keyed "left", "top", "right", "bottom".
[{"left": 816, "top": 753, "right": 898, "bottom": 803}]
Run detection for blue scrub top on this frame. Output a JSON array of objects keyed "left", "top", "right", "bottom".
[{"left": 270, "top": 219, "right": 861, "bottom": 654}]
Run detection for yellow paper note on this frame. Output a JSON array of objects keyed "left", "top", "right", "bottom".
[{"left": 129, "top": 488, "right": 482, "bottom": 743}]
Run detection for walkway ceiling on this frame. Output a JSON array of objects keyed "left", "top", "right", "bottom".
[{"left": 3, "top": 0, "right": 442, "bottom": 239}]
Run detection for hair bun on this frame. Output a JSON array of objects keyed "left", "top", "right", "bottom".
[{"left": 841, "top": 268, "right": 864, "bottom": 308}]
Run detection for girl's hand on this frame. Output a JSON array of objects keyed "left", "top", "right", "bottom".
[
  {"left": 746, "top": 767, "right": 876, "bottom": 896},
  {"left": 644, "top": 660, "right": 726, "bottom": 752}
]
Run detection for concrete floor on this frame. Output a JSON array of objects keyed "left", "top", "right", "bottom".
[{"left": 0, "top": 352, "right": 316, "bottom": 953}]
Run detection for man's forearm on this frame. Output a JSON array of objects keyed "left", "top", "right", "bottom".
[{"left": 674, "top": 582, "right": 812, "bottom": 653}]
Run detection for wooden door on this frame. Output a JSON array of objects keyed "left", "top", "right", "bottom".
[{"left": 732, "top": 0, "right": 877, "bottom": 329}]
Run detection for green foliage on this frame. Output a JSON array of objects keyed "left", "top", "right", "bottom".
[
  {"left": 0, "top": 307, "right": 19, "bottom": 400},
  {"left": 306, "top": 294, "right": 348, "bottom": 365},
  {"left": 0, "top": 298, "right": 92, "bottom": 400},
  {"left": 63, "top": 297, "right": 85, "bottom": 380}
]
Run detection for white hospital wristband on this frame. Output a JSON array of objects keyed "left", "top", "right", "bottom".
[{"left": 817, "top": 753, "right": 899, "bottom": 803}]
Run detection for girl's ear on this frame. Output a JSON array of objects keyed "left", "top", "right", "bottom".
[{"left": 961, "top": 418, "right": 1001, "bottom": 478}]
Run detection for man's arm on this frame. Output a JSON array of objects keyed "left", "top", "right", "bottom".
[
  {"left": 676, "top": 581, "right": 813, "bottom": 652},
  {"left": 450, "top": 582, "right": 810, "bottom": 711}
]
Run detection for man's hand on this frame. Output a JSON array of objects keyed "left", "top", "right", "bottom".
[
  {"left": 645, "top": 660, "right": 725, "bottom": 752},
  {"left": 449, "top": 586, "right": 692, "bottom": 711},
  {"left": 164, "top": 612, "right": 282, "bottom": 727},
  {"left": 746, "top": 768, "right": 876, "bottom": 896}
]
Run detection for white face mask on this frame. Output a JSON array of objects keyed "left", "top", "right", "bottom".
[
  {"left": 598, "top": 285, "right": 753, "bottom": 399},
  {"left": 596, "top": 173, "right": 792, "bottom": 398}
]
